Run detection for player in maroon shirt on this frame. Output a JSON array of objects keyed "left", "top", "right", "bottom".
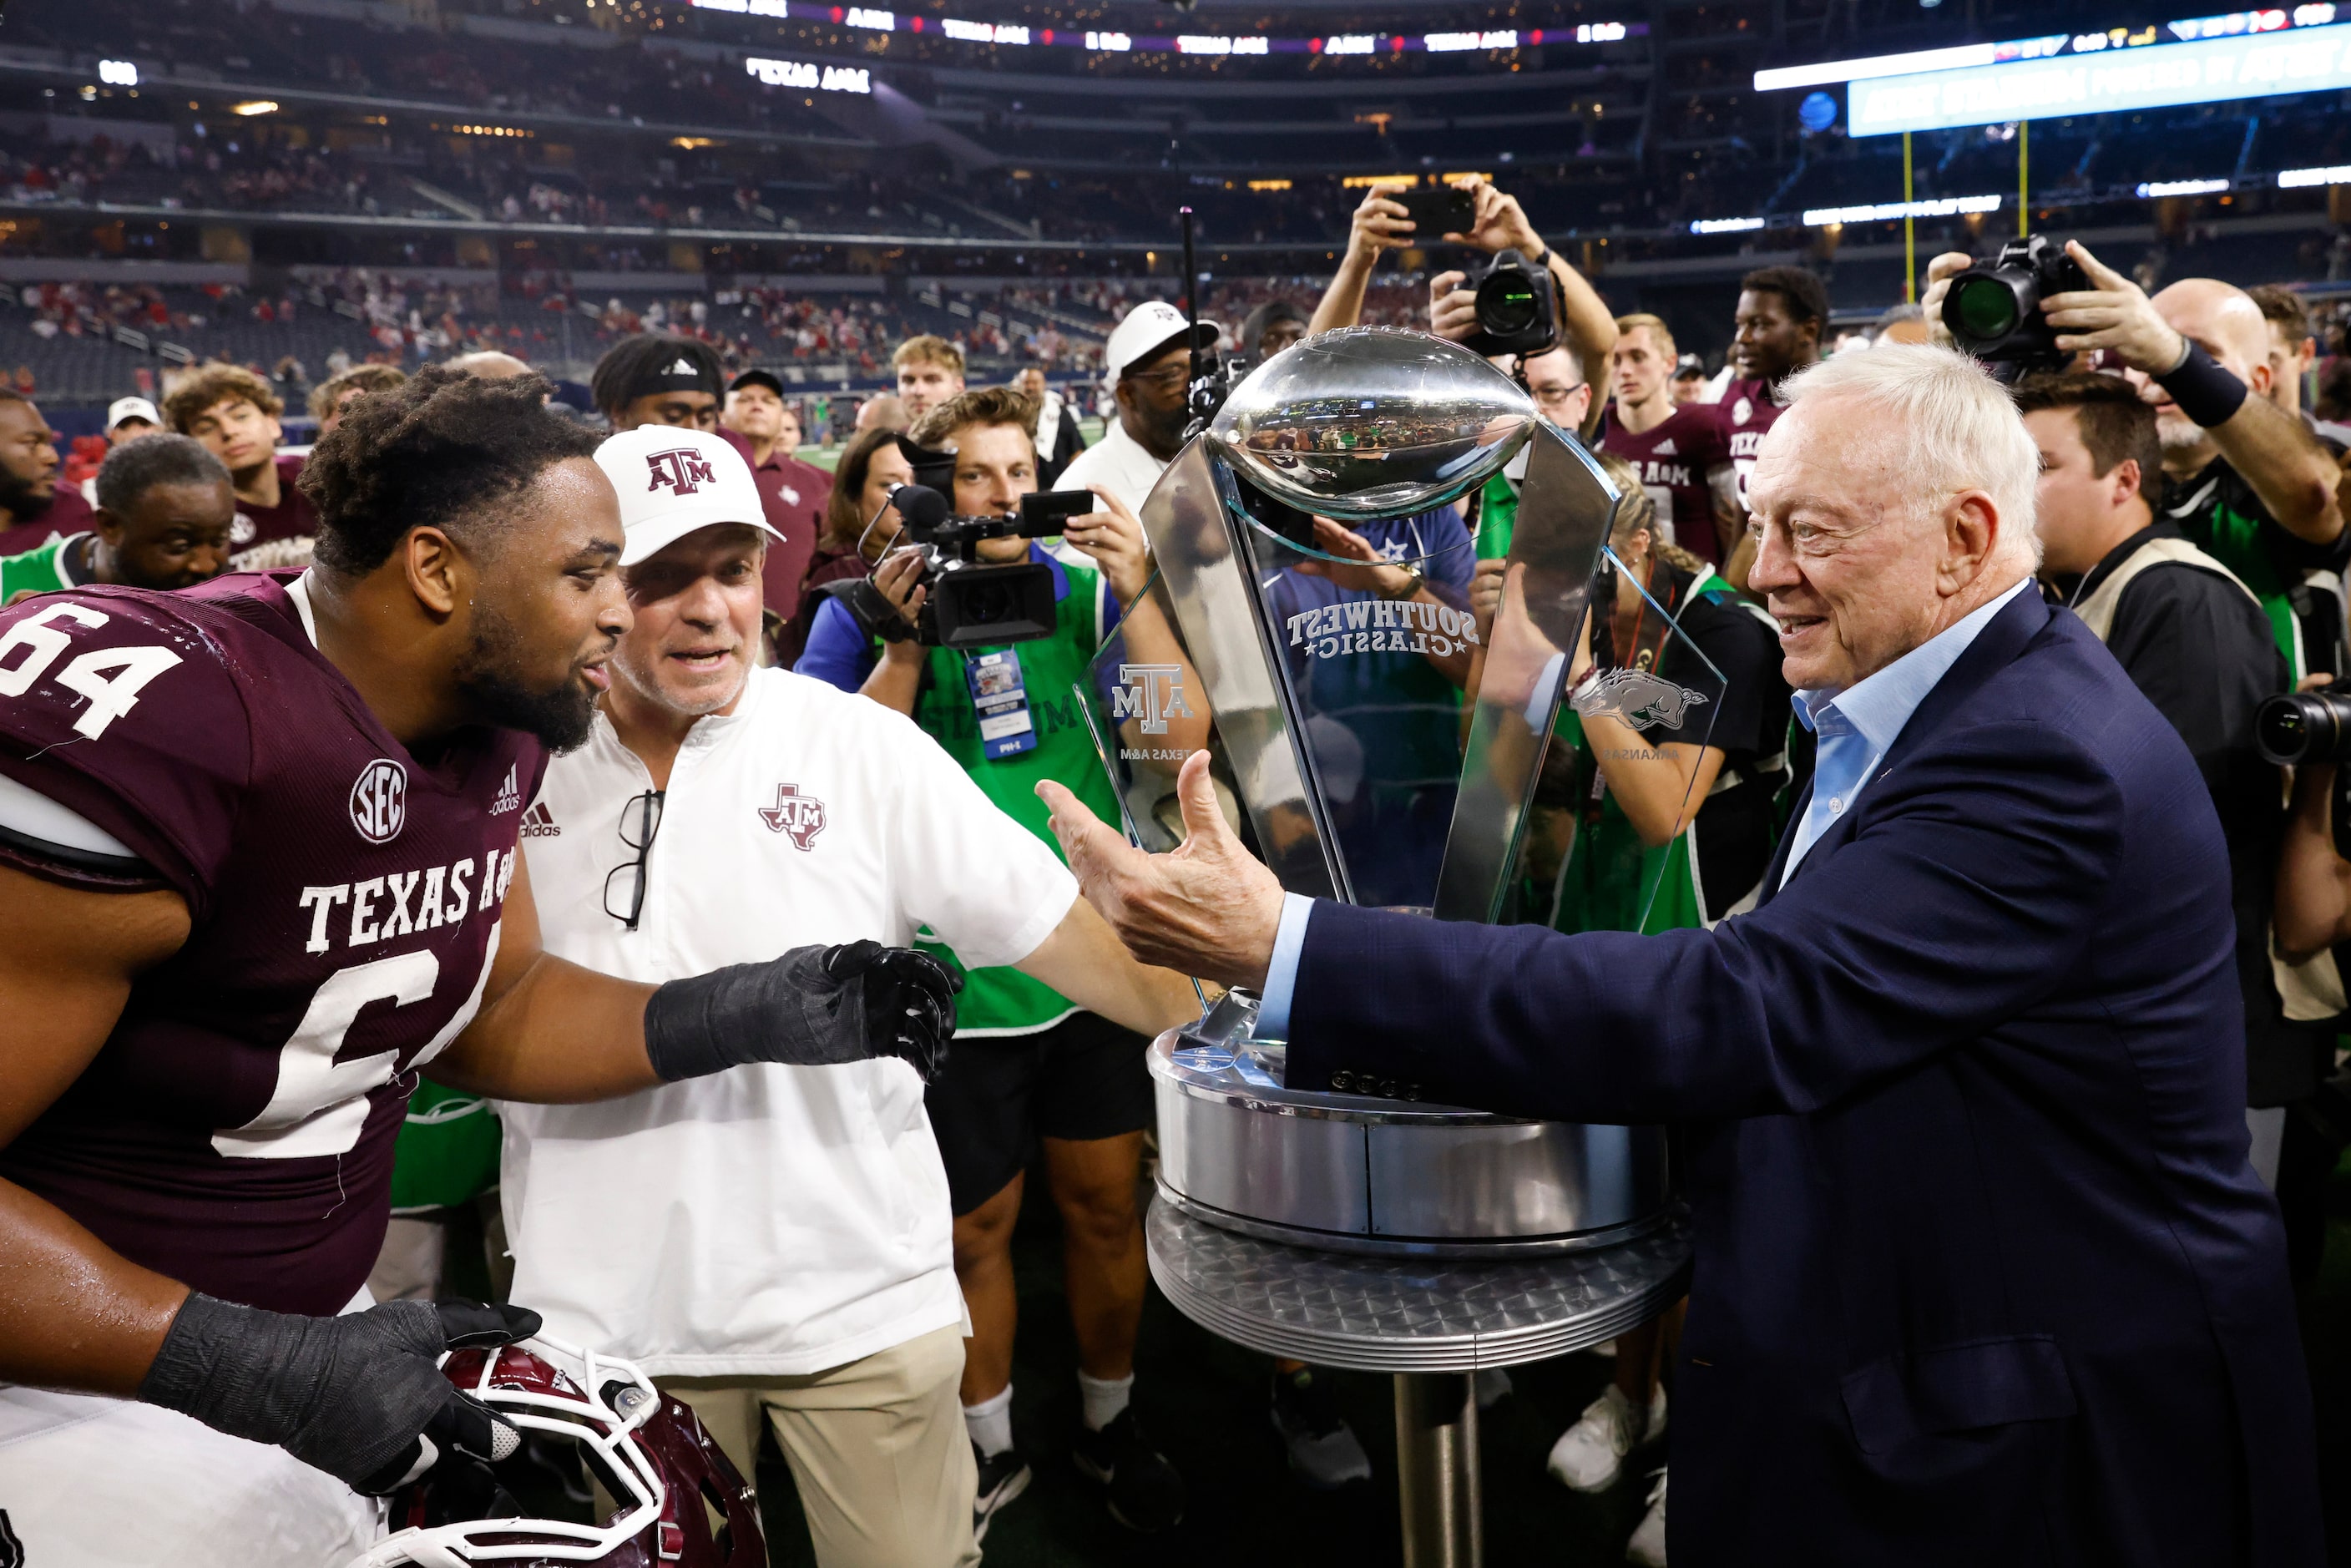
[
  {"left": 0, "top": 387, "right": 95, "bottom": 554},
  {"left": 1716, "top": 266, "right": 1828, "bottom": 583},
  {"left": 164, "top": 362, "right": 321, "bottom": 556},
  {"left": 719, "top": 367, "right": 828, "bottom": 650},
  {"left": 0, "top": 367, "right": 958, "bottom": 1560},
  {"left": 1600, "top": 311, "right": 1737, "bottom": 569}
]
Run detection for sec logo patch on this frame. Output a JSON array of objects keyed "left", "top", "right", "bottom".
[{"left": 349, "top": 758, "right": 407, "bottom": 845}]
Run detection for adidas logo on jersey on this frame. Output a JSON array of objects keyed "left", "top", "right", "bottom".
[
  {"left": 519, "top": 802, "right": 561, "bottom": 838},
  {"left": 491, "top": 765, "right": 520, "bottom": 816},
  {"left": 1652, "top": 438, "right": 1677, "bottom": 457}
]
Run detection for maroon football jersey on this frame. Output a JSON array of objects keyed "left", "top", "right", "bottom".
[
  {"left": 0, "top": 485, "right": 95, "bottom": 558},
  {"left": 1716, "top": 377, "right": 1788, "bottom": 515},
  {"left": 1600, "top": 403, "right": 1734, "bottom": 566},
  {"left": 232, "top": 453, "right": 321, "bottom": 550},
  {"left": 0, "top": 572, "right": 544, "bottom": 1314}
]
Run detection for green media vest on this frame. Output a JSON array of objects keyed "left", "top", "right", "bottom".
[
  {"left": 903, "top": 555, "right": 1122, "bottom": 1035},
  {"left": 0, "top": 533, "right": 81, "bottom": 604}
]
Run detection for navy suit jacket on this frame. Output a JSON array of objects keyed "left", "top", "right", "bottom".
[{"left": 1287, "top": 591, "right": 2323, "bottom": 1565}]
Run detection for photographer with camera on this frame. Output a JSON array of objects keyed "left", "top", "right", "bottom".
[
  {"left": 1052, "top": 301, "right": 1221, "bottom": 514},
  {"left": 800, "top": 385, "right": 1206, "bottom": 1538},
  {"left": 1927, "top": 240, "right": 2348, "bottom": 681},
  {"left": 2013, "top": 373, "right": 2299, "bottom": 1175}
]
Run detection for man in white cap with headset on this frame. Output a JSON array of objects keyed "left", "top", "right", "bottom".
[
  {"left": 1052, "top": 299, "right": 1220, "bottom": 515},
  {"left": 497, "top": 424, "right": 1203, "bottom": 1567}
]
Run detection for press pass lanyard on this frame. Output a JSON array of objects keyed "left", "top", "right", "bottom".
[{"left": 965, "top": 649, "right": 1039, "bottom": 761}]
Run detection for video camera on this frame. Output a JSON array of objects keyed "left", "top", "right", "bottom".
[
  {"left": 1943, "top": 234, "right": 2090, "bottom": 381},
  {"left": 831, "top": 483, "right": 1095, "bottom": 650},
  {"left": 1462, "top": 248, "right": 1559, "bottom": 359}
]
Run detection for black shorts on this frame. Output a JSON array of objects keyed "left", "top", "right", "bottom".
[{"left": 925, "top": 1009, "right": 1155, "bottom": 1216}]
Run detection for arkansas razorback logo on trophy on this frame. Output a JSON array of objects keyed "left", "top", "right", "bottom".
[{"left": 757, "top": 783, "right": 827, "bottom": 850}]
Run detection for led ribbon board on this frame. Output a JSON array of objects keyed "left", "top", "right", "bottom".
[
  {"left": 1794, "top": 18, "right": 2351, "bottom": 135},
  {"left": 689, "top": 0, "right": 1639, "bottom": 58}
]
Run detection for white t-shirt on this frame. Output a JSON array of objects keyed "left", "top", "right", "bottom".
[
  {"left": 1054, "top": 417, "right": 1166, "bottom": 517},
  {"left": 502, "top": 669, "right": 1078, "bottom": 1377}
]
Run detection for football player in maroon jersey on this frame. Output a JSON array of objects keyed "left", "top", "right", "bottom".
[
  {"left": 1600, "top": 313, "right": 1738, "bottom": 570},
  {"left": 0, "top": 367, "right": 958, "bottom": 1562},
  {"left": 1719, "top": 267, "right": 1829, "bottom": 585}
]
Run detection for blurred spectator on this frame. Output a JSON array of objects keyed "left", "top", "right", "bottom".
[
  {"left": 104, "top": 397, "right": 161, "bottom": 447},
  {"left": 1599, "top": 314, "right": 1737, "bottom": 566},
  {"left": 1053, "top": 301, "right": 1216, "bottom": 514},
  {"left": 894, "top": 336, "right": 967, "bottom": 422},
  {"left": 1671, "top": 355, "right": 1707, "bottom": 404},
  {"left": 780, "top": 423, "right": 916, "bottom": 669},
  {"left": 1238, "top": 298, "right": 1310, "bottom": 363},
  {"left": 306, "top": 364, "right": 407, "bottom": 440},
  {"left": 855, "top": 393, "right": 911, "bottom": 434},
  {"left": 1015, "top": 366, "right": 1085, "bottom": 488},
  {"left": 720, "top": 367, "right": 828, "bottom": 652},
  {"left": 1, "top": 433, "right": 234, "bottom": 603},
  {"left": 163, "top": 363, "right": 317, "bottom": 556},
  {"left": 443, "top": 350, "right": 533, "bottom": 381},
  {"left": 1873, "top": 303, "right": 1929, "bottom": 346},
  {"left": 1716, "top": 266, "right": 1829, "bottom": 585},
  {"left": 0, "top": 388, "right": 94, "bottom": 555},
  {"left": 2244, "top": 285, "right": 2350, "bottom": 450},
  {"left": 592, "top": 334, "right": 722, "bottom": 432}
]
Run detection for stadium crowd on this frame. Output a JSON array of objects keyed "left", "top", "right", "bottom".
[{"left": 0, "top": 159, "right": 2343, "bottom": 1568}]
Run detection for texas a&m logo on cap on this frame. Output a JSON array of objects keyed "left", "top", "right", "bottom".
[
  {"left": 646, "top": 448, "right": 718, "bottom": 496},
  {"left": 757, "top": 783, "right": 827, "bottom": 851},
  {"left": 350, "top": 758, "right": 407, "bottom": 845}
]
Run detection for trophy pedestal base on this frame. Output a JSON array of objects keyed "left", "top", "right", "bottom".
[
  {"left": 1150, "top": 1024, "right": 1671, "bottom": 1258},
  {"left": 1145, "top": 1198, "right": 1693, "bottom": 1566}
]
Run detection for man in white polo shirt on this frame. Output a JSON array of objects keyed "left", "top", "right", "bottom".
[{"left": 500, "top": 425, "right": 1204, "bottom": 1567}]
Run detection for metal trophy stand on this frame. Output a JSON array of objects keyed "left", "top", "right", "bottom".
[
  {"left": 1147, "top": 1201, "right": 1691, "bottom": 1566},
  {"left": 1076, "top": 329, "right": 1705, "bottom": 1565}
]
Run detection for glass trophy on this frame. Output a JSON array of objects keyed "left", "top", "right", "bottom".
[{"left": 1077, "top": 326, "right": 1742, "bottom": 1256}]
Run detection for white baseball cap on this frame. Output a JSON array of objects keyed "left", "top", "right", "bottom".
[
  {"left": 593, "top": 426, "right": 782, "bottom": 567},
  {"left": 1102, "top": 300, "right": 1221, "bottom": 382},
  {"left": 107, "top": 396, "right": 161, "bottom": 430}
]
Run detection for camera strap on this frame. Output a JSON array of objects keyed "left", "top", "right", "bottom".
[{"left": 964, "top": 649, "right": 1039, "bottom": 761}]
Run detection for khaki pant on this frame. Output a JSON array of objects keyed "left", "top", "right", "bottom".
[{"left": 658, "top": 1324, "right": 980, "bottom": 1568}]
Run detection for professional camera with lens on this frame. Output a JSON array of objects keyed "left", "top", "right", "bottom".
[
  {"left": 2257, "top": 688, "right": 2351, "bottom": 766},
  {"left": 1944, "top": 234, "right": 2091, "bottom": 380},
  {"left": 829, "top": 483, "right": 1095, "bottom": 650},
  {"left": 1462, "top": 247, "right": 1559, "bottom": 359}
]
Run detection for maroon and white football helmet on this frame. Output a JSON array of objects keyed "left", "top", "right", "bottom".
[{"left": 346, "top": 1336, "right": 763, "bottom": 1568}]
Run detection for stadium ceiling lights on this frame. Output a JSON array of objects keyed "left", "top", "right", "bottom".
[
  {"left": 1689, "top": 195, "right": 2003, "bottom": 232},
  {"left": 230, "top": 99, "right": 280, "bottom": 116},
  {"left": 688, "top": 0, "right": 1637, "bottom": 58},
  {"left": 2280, "top": 164, "right": 2351, "bottom": 185},
  {"left": 1757, "top": 5, "right": 2351, "bottom": 135},
  {"left": 97, "top": 59, "right": 139, "bottom": 88}
]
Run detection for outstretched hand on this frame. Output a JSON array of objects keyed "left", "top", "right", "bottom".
[{"left": 1036, "top": 749, "right": 1286, "bottom": 990}]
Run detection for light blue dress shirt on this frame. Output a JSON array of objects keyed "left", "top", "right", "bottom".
[
  {"left": 1256, "top": 579, "right": 2034, "bottom": 1039},
  {"left": 1778, "top": 578, "right": 2032, "bottom": 888}
]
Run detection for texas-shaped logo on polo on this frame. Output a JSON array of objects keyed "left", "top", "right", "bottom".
[{"left": 758, "top": 783, "right": 827, "bottom": 849}]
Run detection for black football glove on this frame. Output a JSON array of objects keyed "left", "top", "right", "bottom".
[
  {"left": 138, "top": 1294, "right": 540, "bottom": 1495},
  {"left": 643, "top": 939, "right": 963, "bottom": 1084}
]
